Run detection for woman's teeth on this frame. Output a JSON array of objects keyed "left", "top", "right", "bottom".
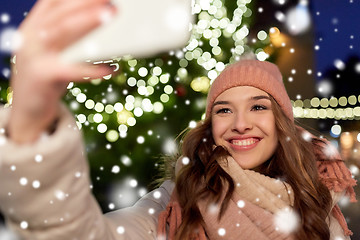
[{"left": 231, "top": 138, "right": 257, "bottom": 146}]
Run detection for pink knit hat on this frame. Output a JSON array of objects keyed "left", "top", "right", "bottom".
[{"left": 206, "top": 59, "right": 294, "bottom": 121}]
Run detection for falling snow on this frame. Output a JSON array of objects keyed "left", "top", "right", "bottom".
[
  {"left": 148, "top": 208, "right": 155, "bottom": 215},
  {"left": 181, "top": 156, "right": 190, "bottom": 165},
  {"left": 208, "top": 203, "right": 221, "bottom": 215},
  {"left": 163, "top": 138, "right": 177, "bottom": 155},
  {"left": 0, "top": 27, "right": 22, "bottom": 53},
  {"left": 32, "top": 180, "right": 41, "bottom": 189},
  {"left": 349, "top": 164, "right": 359, "bottom": 176},
  {"left": 0, "top": 225, "right": 19, "bottom": 240},
  {"left": 19, "top": 178, "right": 28, "bottom": 186},
  {"left": 301, "top": 131, "right": 312, "bottom": 142},
  {"left": 0, "top": 0, "right": 359, "bottom": 238},
  {"left": 237, "top": 200, "right": 245, "bottom": 208},
  {"left": 19, "top": 221, "right": 28, "bottom": 230},
  {"left": 54, "top": 190, "right": 66, "bottom": 201},
  {"left": 338, "top": 195, "right": 351, "bottom": 208},
  {"left": 116, "top": 226, "right": 125, "bottom": 234},
  {"left": 274, "top": 208, "right": 299, "bottom": 234},
  {"left": 218, "top": 228, "right": 226, "bottom": 236},
  {"left": 285, "top": 4, "right": 311, "bottom": 35},
  {"left": 317, "top": 80, "right": 333, "bottom": 97},
  {"left": 111, "top": 165, "right": 120, "bottom": 174},
  {"left": 334, "top": 59, "right": 346, "bottom": 70},
  {"left": 153, "top": 191, "right": 161, "bottom": 199},
  {"left": 34, "top": 154, "right": 43, "bottom": 163}
]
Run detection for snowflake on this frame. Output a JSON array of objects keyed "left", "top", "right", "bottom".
[
  {"left": 237, "top": 200, "right": 245, "bottom": 208},
  {"left": 111, "top": 165, "right": 120, "bottom": 174},
  {"left": 274, "top": 208, "right": 299, "bottom": 234},
  {"left": 34, "top": 154, "right": 43, "bottom": 163},
  {"left": 0, "top": 224, "right": 20, "bottom": 240},
  {"left": 19, "top": 178, "right": 28, "bottom": 186},
  {"left": 117, "top": 226, "right": 125, "bottom": 234},
  {"left": 207, "top": 203, "right": 220, "bottom": 215},
  {"left": 322, "top": 143, "right": 339, "bottom": 158},
  {"left": 32, "top": 180, "right": 41, "bottom": 189},
  {"left": 54, "top": 190, "right": 66, "bottom": 201},
  {"left": 182, "top": 156, "right": 190, "bottom": 165},
  {"left": 218, "top": 228, "right": 226, "bottom": 236},
  {"left": 20, "top": 221, "right": 28, "bottom": 230},
  {"left": 301, "top": 131, "right": 312, "bottom": 142}
]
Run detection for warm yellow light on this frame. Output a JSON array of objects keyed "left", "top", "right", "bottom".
[
  {"left": 294, "top": 99, "right": 303, "bottom": 108},
  {"left": 320, "top": 98, "right": 329, "bottom": 108},
  {"left": 269, "top": 27, "right": 287, "bottom": 47},
  {"left": 348, "top": 95, "right": 357, "bottom": 105},
  {"left": 263, "top": 46, "right": 274, "bottom": 56},
  {"left": 340, "top": 132, "right": 354, "bottom": 149},
  {"left": 329, "top": 97, "right": 338, "bottom": 107},
  {"left": 339, "top": 97, "right": 347, "bottom": 106},
  {"left": 354, "top": 107, "right": 360, "bottom": 117},
  {"left": 319, "top": 109, "right": 327, "bottom": 119},
  {"left": 191, "top": 77, "right": 210, "bottom": 93},
  {"left": 326, "top": 108, "right": 335, "bottom": 118},
  {"left": 269, "top": 27, "right": 281, "bottom": 38},
  {"left": 293, "top": 107, "right": 304, "bottom": 118},
  {"left": 117, "top": 110, "right": 133, "bottom": 125},
  {"left": 106, "top": 130, "right": 119, "bottom": 142},
  {"left": 311, "top": 97, "right": 320, "bottom": 107},
  {"left": 7, "top": 91, "right": 13, "bottom": 104}
]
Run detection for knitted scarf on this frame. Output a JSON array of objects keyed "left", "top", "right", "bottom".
[{"left": 157, "top": 137, "right": 357, "bottom": 240}]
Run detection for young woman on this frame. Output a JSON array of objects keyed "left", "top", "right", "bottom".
[
  {"left": 0, "top": 0, "right": 356, "bottom": 239},
  {"left": 157, "top": 60, "right": 357, "bottom": 240}
]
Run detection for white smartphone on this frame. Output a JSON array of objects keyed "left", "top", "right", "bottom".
[{"left": 60, "top": 0, "right": 194, "bottom": 63}]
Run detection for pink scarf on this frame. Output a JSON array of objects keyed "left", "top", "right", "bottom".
[{"left": 157, "top": 138, "right": 357, "bottom": 239}]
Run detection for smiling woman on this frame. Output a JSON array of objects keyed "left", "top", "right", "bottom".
[
  {"left": 211, "top": 86, "right": 278, "bottom": 170},
  {"left": 160, "top": 59, "right": 357, "bottom": 240}
]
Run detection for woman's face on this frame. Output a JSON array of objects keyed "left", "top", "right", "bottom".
[{"left": 211, "top": 86, "right": 278, "bottom": 170}]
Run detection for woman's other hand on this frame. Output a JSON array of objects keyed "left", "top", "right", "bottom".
[{"left": 8, "top": 0, "right": 116, "bottom": 143}]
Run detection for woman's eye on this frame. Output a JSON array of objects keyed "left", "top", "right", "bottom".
[
  {"left": 216, "top": 108, "right": 231, "bottom": 114},
  {"left": 252, "top": 105, "right": 267, "bottom": 111}
]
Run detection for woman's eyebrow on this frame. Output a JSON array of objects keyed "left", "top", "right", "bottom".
[
  {"left": 212, "top": 95, "right": 270, "bottom": 110},
  {"left": 212, "top": 101, "right": 229, "bottom": 108},
  {"left": 212, "top": 96, "right": 270, "bottom": 108},
  {"left": 250, "top": 95, "right": 271, "bottom": 101}
]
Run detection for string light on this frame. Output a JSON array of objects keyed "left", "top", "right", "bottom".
[
  {"left": 290, "top": 94, "right": 360, "bottom": 120},
  {"left": 68, "top": 74, "right": 360, "bottom": 136},
  {"left": 293, "top": 107, "right": 360, "bottom": 120}
]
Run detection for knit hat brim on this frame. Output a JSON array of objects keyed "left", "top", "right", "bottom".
[{"left": 205, "top": 60, "right": 293, "bottom": 121}]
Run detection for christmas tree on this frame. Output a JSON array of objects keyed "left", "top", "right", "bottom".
[{"left": 59, "top": 0, "right": 262, "bottom": 211}]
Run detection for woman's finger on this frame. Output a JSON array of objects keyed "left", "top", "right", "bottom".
[{"left": 53, "top": 63, "right": 115, "bottom": 83}]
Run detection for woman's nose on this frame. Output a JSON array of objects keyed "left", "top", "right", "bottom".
[{"left": 231, "top": 113, "right": 253, "bottom": 133}]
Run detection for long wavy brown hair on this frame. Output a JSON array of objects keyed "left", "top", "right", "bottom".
[{"left": 172, "top": 96, "right": 332, "bottom": 240}]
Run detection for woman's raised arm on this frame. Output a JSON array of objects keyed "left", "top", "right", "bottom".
[
  {"left": 0, "top": 1, "right": 173, "bottom": 239},
  {"left": 8, "top": 0, "right": 115, "bottom": 144}
]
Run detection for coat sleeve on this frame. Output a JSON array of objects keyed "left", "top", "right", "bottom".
[{"left": 0, "top": 105, "right": 173, "bottom": 240}]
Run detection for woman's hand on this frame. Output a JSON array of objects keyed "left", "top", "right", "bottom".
[{"left": 8, "top": 0, "right": 116, "bottom": 143}]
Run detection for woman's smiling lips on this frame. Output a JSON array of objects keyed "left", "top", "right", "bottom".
[{"left": 227, "top": 136, "right": 261, "bottom": 151}]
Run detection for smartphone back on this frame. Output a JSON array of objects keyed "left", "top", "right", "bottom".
[{"left": 60, "top": 0, "right": 193, "bottom": 63}]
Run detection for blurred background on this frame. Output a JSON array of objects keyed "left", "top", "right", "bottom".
[{"left": 1, "top": 0, "right": 359, "bottom": 238}]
